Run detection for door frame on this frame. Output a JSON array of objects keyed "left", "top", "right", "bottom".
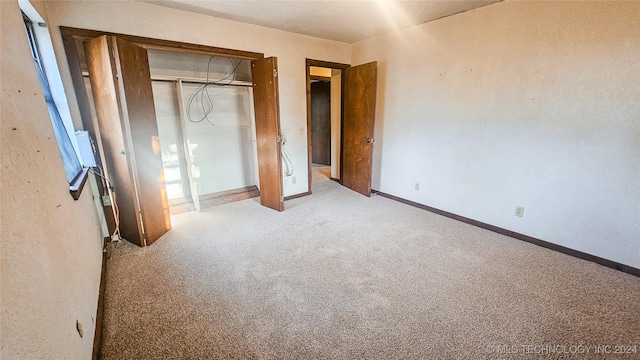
[{"left": 302, "top": 59, "right": 350, "bottom": 199}]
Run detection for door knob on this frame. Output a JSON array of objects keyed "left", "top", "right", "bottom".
[{"left": 365, "top": 138, "right": 375, "bottom": 143}]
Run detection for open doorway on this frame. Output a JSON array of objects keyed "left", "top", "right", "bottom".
[
  {"left": 310, "top": 69, "right": 332, "bottom": 184},
  {"left": 306, "top": 59, "right": 378, "bottom": 198},
  {"left": 305, "top": 60, "right": 350, "bottom": 192}
]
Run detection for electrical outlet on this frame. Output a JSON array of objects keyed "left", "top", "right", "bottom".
[
  {"left": 515, "top": 206, "right": 524, "bottom": 217},
  {"left": 102, "top": 195, "right": 112, "bottom": 206},
  {"left": 292, "top": 176, "right": 297, "bottom": 184},
  {"left": 415, "top": 183, "right": 420, "bottom": 191}
]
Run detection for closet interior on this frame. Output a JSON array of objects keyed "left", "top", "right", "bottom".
[{"left": 78, "top": 44, "right": 261, "bottom": 214}]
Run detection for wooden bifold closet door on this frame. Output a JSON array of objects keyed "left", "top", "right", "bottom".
[
  {"left": 251, "top": 57, "right": 284, "bottom": 212},
  {"left": 84, "top": 35, "right": 170, "bottom": 246}
]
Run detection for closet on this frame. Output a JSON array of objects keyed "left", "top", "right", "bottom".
[
  {"left": 146, "top": 49, "right": 259, "bottom": 213},
  {"left": 62, "top": 28, "right": 284, "bottom": 246}
]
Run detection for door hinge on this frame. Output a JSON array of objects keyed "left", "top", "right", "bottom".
[
  {"left": 277, "top": 135, "right": 282, "bottom": 143},
  {"left": 280, "top": 196, "right": 284, "bottom": 202},
  {"left": 273, "top": 69, "right": 278, "bottom": 78}
]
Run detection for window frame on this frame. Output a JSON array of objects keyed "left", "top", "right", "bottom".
[{"left": 23, "top": 14, "right": 89, "bottom": 199}]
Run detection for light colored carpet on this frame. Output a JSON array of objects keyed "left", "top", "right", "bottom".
[{"left": 100, "top": 178, "right": 640, "bottom": 359}]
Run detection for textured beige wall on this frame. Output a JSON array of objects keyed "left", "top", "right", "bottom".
[
  {"left": 45, "top": 1, "right": 351, "bottom": 198},
  {"left": 1, "top": 1, "right": 104, "bottom": 358},
  {"left": 352, "top": 1, "right": 640, "bottom": 268}
]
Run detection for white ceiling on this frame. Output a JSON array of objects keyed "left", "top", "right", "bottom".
[{"left": 143, "top": 0, "right": 502, "bottom": 44}]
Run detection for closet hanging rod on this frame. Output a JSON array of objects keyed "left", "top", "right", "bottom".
[{"left": 81, "top": 72, "right": 253, "bottom": 87}]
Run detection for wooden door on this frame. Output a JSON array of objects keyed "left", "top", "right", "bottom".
[
  {"left": 85, "top": 36, "right": 141, "bottom": 244},
  {"left": 342, "top": 62, "right": 377, "bottom": 197},
  {"left": 251, "top": 57, "right": 284, "bottom": 211},
  {"left": 85, "top": 36, "right": 171, "bottom": 246},
  {"left": 311, "top": 81, "right": 331, "bottom": 165}
]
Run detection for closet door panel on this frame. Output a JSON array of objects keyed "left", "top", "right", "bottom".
[
  {"left": 84, "top": 36, "right": 143, "bottom": 244},
  {"left": 251, "top": 57, "right": 284, "bottom": 211},
  {"left": 85, "top": 35, "right": 170, "bottom": 246},
  {"left": 113, "top": 37, "right": 171, "bottom": 245}
]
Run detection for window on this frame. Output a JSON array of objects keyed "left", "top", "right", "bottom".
[{"left": 23, "top": 14, "right": 86, "bottom": 196}]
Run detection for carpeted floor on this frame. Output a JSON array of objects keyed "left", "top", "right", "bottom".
[{"left": 100, "top": 169, "right": 640, "bottom": 359}]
